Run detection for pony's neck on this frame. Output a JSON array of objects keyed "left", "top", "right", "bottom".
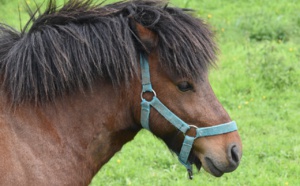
[{"left": 5, "top": 82, "right": 141, "bottom": 185}]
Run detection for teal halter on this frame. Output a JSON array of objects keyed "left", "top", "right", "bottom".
[{"left": 140, "top": 54, "right": 238, "bottom": 179}]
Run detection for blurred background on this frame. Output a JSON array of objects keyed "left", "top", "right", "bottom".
[{"left": 0, "top": 0, "right": 299, "bottom": 185}]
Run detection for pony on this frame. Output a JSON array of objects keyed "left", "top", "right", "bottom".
[{"left": 0, "top": 0, "right": 242, "bottom": 185}]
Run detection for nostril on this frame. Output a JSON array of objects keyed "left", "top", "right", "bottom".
[
  {"left": 231, "top": 145, "right": 239, "bottom": 164},
  {"left": 228, "top": 144, "right": 240, "bottom": 165}
]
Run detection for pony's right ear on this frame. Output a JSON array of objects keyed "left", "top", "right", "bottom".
[{"left": 129, "top": 20, "right": 158, "bottom": 53}]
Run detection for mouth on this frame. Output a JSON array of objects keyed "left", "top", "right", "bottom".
[
  {"left": 204, "top": 157, "right": 224, "bottom": 177},
  {"left": 167, "top": 133, "right": 224, "bottom": 176}
]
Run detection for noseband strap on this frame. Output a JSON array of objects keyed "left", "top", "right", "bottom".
[{"left": 139, "top": 54, "right": 238, "bottom": 179}]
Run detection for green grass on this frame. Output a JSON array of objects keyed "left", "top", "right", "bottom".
[{"left": 1, "top": 0, "right": 300, "bottom": 185}]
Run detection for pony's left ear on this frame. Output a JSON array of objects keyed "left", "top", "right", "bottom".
[{"left": 130, "top": 21, "right": 158, "bottom": 53}]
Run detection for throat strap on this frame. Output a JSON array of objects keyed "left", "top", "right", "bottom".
[{"left": 139, "top": 54, "right": 238, "bottom": 179}]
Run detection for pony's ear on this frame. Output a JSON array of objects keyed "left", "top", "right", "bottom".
[{"left": 130, "top": 21, "right": 158, "bottom": 53}]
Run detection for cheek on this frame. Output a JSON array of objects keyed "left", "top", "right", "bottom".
[
  {"left": 148, "top": 103, "right": 178, "bottom": 135},
  {"left": 165, "top": 91, "right": 204, "bottom": 125}
]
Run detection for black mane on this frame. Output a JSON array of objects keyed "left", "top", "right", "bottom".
[{"left": 0, "top": 0, "right": 217, "bottom": 105}]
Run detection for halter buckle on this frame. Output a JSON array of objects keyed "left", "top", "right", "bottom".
[{"left": 187, "top": 168, "right": 193, "bottom": 180}]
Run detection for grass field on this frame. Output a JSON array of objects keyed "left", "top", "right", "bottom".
[{"left": 0, "top": 0, "right": 299, "bottom": 185}]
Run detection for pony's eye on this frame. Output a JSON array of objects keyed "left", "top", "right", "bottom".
[{"left": 177, "top": 81, "right": 193, "bottom": 92}]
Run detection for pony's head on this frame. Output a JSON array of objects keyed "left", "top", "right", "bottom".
[{"left": 129, "top": 2, "right": 242, "bottom": 177}]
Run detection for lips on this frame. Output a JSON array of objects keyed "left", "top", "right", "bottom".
[
  {"left": 205, "top": 157, "right": 224, "bottom": 177},
  {"left": 190, "top": 153, "right": 223, "bottom": 177}
]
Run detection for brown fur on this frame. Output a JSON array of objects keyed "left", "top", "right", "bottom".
[{"left": 0, "top": 0, "right": 242, "bottom": 185}]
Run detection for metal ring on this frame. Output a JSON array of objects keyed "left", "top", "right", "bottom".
[
  {"left": 188, "top": 125, "right": 198, "bottom": 129},
  {"left": 141, "top": 89, "right": 157, "bottom": 100},
  {"left": 184, "top": 125, "right": 198, "bottom": 137}
]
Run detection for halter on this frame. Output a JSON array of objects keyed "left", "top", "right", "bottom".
[{"left": 139, "top": 54, "right": 238, "bottom": 179}]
